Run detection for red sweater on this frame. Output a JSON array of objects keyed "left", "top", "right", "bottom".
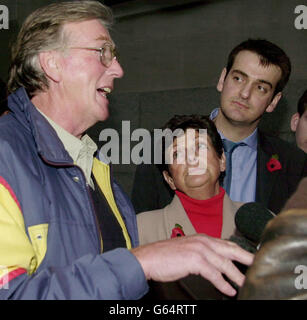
[{"left": 175, "top": 187, "right": 225, "bottom": 238}]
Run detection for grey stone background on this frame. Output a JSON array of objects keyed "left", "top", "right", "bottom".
[{"left": 0, "top": 0, "right": 306, "bottom": 196}]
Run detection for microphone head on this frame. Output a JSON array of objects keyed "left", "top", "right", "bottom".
[{"left": 235, "top": 202, "right": 275, "bottom": 243}]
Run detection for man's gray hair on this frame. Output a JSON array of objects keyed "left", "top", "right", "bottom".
[{"left": 8, "top": 1, "right": 113, "bottom": 96}]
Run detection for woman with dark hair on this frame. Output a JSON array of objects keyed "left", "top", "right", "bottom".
[{"left": 137, "top": 114, "right": 243, "bottom": 245}]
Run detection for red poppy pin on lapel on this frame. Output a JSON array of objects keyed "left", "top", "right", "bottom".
[
  {"left": 266, "top": 154, "right": 282, "bottom": 172},
  {"left": 171, "top": 223, "right": 185, "bottom": 238}
]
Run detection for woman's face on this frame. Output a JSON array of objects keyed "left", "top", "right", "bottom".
[{"left": 163, "top": 130, "right": 226, "bottom": 199}]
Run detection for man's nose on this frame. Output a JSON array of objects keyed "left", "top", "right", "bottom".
[
  {"left": 239, "top": 82, "right": 252, "bottom": 99},
  {"left": 108, "top": 57, "right": 124, "bottom": 79}
]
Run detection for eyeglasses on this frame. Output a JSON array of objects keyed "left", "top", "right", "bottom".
[{"left": 69, "top": 42, "right": 118, "bottom": 67}]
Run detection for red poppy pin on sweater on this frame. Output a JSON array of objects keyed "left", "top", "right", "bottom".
[
  {"left": 171, "top": 223, "right": 185, "bottom": 238},
  {"left": 266, "top": 154, "right": 282, "bottom": 172}
]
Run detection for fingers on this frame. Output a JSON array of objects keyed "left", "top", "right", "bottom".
[
  {"left": 205, "top": 271, "right": 237, "bottom": 297},
  {"left": 214, "top": 256, "right": 245, "bottom": 288},
  {"left": 197, "top": 257, "right": 238, "bottom": 296},
  {"left": 198, "top": 235, "right": 254, "bottom": 266},
  {"left": 131, "top": 234, "right": 254, "bottom": 297},
  {"left": 192, "top": 238, "right": 246, "bottom": 292},
  {"left": 222, "top": 241, "right": 254, "bottom": 266},
  {"left": 180, "top": 235, "right": 255, "bottom": 293}
]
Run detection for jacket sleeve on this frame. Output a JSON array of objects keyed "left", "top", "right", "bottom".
[{"left": 0, "top": 178, "right": 148, "bottom": 300}]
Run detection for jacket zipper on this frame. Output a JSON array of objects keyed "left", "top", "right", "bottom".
[
  {"left": 85, "top": 184, "right": 103, "bottom": 254},
  {"left": 108, "top": 163, "right": 131, "bottom": 249},
  {"left": 40, "top": 155, "right": 103, "bottom": 254}
]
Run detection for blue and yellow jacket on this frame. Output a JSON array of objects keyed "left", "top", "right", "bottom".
[{"left": 0, "top": 88, "right": 148, "bottom": 299}]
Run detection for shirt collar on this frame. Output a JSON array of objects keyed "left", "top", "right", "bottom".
[
  {"left": 36, "top": 108, "right": 97, "bottom": 188},
  {"left": 210, "top": 107, "right": 258, "bottom": 150}
]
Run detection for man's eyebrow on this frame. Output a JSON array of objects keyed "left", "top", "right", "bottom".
[
  {"left": 232, "top": 69, "right": 273, "bottom": 89},
  {"left": 231, "top": 69, "right": 248, "bottom": 78},
  {"left": 258, "top": 79, "right": 273, "bottom": 89},
  {"left": 95, "top": 35, "right": 112, "bottom": 42}
]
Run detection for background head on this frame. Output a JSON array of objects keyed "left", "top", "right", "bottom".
[
  {"left": 290, "top": 89, "right": 307, "bottom": 153},
  {"left": 156, "top": 114, "right": 225, "bottom": 196},
  {"left": 7, "top": 1, "right": 113, "bottom": 97},
  {"left": 225, "top": 39, "right": 291, "bottom": 96},
  {"left": 297, "top": 89, "right": 307, "bottom": 117}
]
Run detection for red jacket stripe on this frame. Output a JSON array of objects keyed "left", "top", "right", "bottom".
[{"left": 0, "top": 176, "right": 22, "bottom": 213}]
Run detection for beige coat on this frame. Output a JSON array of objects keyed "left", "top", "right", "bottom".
[{"left": 137, "top": 193, "right": 243, "bottom": 245}]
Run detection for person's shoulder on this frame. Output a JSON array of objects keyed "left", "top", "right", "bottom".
[
  {"left": 259, "top": 131, "right": 291, "bottom": 147},
  {"left": 0, "top": 112, "right": 23, "bottom": 132},
  {"left": 0, "top": 114, "right": 29, "bottom": 147},
  {"left": 137, "top": 208, "right": 165, "bottom": 224},
  {"left": 137, "top": 207, "right": 169, "bottom": 245},
  {"left": 259, "top": 131, "right": 306, "bottom": 159},
  {"left": 0, "top": 112, "right": 14, "bottom": 128},
  {"left": 137, "top": 203, "right": 173, "bottom": 230},
  {"left": 0, "top": 116, "right": 16, "bottom": 143}
]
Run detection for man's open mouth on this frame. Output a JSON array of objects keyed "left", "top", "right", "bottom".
[{"left": 97, "top": 87, "right": 112, "bottom": 98}]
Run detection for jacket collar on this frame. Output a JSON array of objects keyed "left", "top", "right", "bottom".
[
  {"left": 8, "top": 87, "right": 73, "bottom": 165},
  {"left": 163, "top": 193, "right": 242, "bottom": 239}
]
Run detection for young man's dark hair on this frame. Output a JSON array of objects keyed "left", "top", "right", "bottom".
[
  {"left": 297, "top": 89, "right": 307, "bottom": 116},
  {"left": 290, "top": 89, "right": 307, "bottom": 153},
  {"left": 226, "top": 39, "right": 291, "bottom": 96}
]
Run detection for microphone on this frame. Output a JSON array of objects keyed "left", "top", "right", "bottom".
[
  {"left": 222, "top": 203, "right": 275, "bottom": 298},
  {"left": 235, "top": 202, "right": 275, "bottom": 245}
]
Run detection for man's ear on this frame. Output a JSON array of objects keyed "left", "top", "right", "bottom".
[
  {"left": 217, "top": 68, "right": 227, "bottom": 92},
  {"left": 163, "top": 170, "right": 176, "bottom": 191},
  {"left": 290, "top": 112, "right": 300, "bottom": 132},
  {"left": 266, "top": 92, "right": 282, "bottom": 113},
  {"left": 219, "top": 151, "right": 226, "bottom": 173},
  {"left": 38, "top": 51, "right": 62, "bottom": 83}
]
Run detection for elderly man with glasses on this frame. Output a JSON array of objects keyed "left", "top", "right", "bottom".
[{"left": 0, "top": 1, "right": 253, "bottom": 300}]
